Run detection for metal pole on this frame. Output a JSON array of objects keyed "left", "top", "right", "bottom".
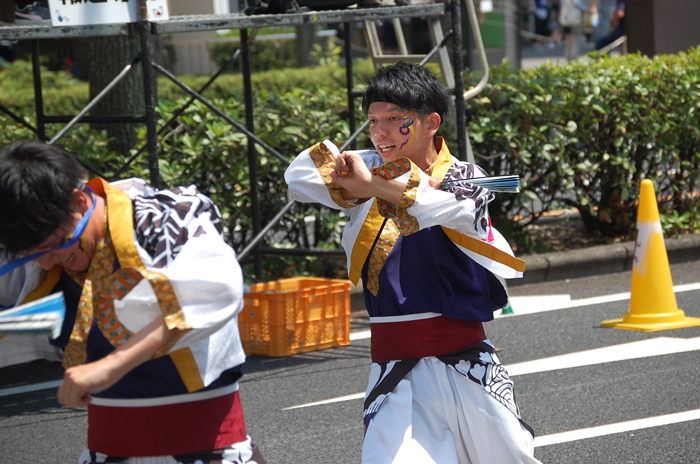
[
  {"left": 451, "top": 0, "right": 468, "bottom": 162},
  {"left": 112, "top": 37, "right": 258, "bottom": 179},
  {"left": 422, "top": 29, "right": 455, "bottom": 66},
  {"left": 49, "top": 56, "right": 140, "bottom": 145},
  {"left": 136, "top": 2, "right": 160, "bottom": 189},
  {"left": 237, "top": 199, "right": 296, "bottom": 263},
  {"left": 31, "top": 41, "right": 46, "bottom": 141},
  {"left": 257, "top": 246, "right": 345, "bottom": 257},
  {"left": 344, "top": 22, "right": 357, "bottom": 150},
  {"left": 462, "top": 0, "right": 490, "bottom": 101},
  {"left": 45, "top": 115, "right": 146, "bottom": 124},
  {"left": 240, "top": 27, "right": 263, "bottom": 278},
  {"left": 503, "top": 0, "right": 520, "bottom": 70},
  {"left": 0, "top": 104, "right": 37, "bottom": 134},
  {"left": 463, "top": 0, "right": 474, "bottom": 72},
  {"left": 596, "top": 35, "right": 628, "bottom": 55},
  {"left": 151, "top": 63, "right": 290, "bottom": 166},
  {"left": 339, "top": 120, "right": 370, "bottom": 153}
]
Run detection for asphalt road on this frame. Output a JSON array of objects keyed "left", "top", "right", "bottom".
[{"left": 2, "top": 260, "right": 700, "bottom": 464}]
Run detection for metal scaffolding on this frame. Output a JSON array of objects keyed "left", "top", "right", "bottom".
[{"left": 0, "top": 1, "right": 478, "bottom": 280}]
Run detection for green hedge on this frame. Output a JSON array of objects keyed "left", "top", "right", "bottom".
[
  {"left": 465, "top": 48, "right": 700, "bottom": 243},
  {"left": 207, "top": 37, "right": 299, "bottom": 72},
  {"left": 0, "top": 58, "right": 377, "bottom": 281},
  {"left": 1, "top": 48, "right": 699, "bottom": 280}
]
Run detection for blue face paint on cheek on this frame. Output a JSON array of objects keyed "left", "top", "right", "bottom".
[{"left": 399, "top": 119, "right": 415, "bottom": 150}]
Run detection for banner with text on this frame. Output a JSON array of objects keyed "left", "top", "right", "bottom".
[{"left": 47, "top": 0, "right": 170, "bottom": 27}]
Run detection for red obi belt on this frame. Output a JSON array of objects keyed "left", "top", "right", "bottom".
[
  {"left": 370, "top": 314, "right": 486, "bottom": 362},
  {"left": 88, "top": 383, "right": 246, "bottom": 457}
]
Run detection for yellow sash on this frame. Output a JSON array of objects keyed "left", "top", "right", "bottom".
[
  {"left": 23, "top": 178, "right": 205, "bottom": 392},
  {"left": 347, "top": 139, "right": 525, "bottom": 284}
]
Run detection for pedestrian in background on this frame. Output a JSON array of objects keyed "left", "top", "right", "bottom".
[
  {"left": 593, "top": 0, "right": 617, "bottom": 43},
  {"left": 581, "top": 1, "right": 595, "bottom": 43},
  {"left": 559, "top": 0, "right": 589, "bottom": 61},
  {"left": 595, "top": 0, "right": 625, "bottom": 51},
  {"left": 530, "top": 0, "right": 552, "bottom": 47},
  {"left": 547, "top": 0, "right": 563, "bottom": 47}
]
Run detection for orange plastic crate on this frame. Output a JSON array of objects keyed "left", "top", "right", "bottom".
[{"left": 239, "top": 277, "right": 351, "bottom": 357}]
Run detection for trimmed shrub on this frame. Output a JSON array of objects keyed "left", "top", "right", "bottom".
[
  {"left": 1, "top": 48, "right": 699, "bottom": 278},
  {"left": 0, "top": 59, "right": 377, "bottom": 281},
  {"left": 207, "top": 38, "right": 299, "bottom": 72},
  {"left": 465, "top": 48, "right": 700, "bottom": 245}
]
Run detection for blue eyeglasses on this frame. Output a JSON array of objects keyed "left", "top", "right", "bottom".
[{"left": 0, "top": 188, "right": 97, "bottom": 278}]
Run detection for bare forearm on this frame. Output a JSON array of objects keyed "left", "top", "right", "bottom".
[
  {"left": 369, "top": 174, "right": 404, "bottom": 205},
  {"left": 332, "top": 152, "right": 406, "bottom": 204},
  {"left": 338, "top": 174, "right": 404, "bottom": 204},
  {"left": 107, "top": 316, "right": 177, "bottom": 377},
  {"left": 58, "top": 316, "right": 178, "bottom": 406}
]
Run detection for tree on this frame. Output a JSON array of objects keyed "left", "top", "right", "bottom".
[{"left": 88, "top": 35, "right": 145, "bottom": 156}]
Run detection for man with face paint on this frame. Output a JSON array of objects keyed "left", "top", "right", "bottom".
[
  {"left": 285, "top": 63, "right": 541, "bottom": 464},
  {"left": 0, "top": 141, "right": 266, "bottom": 464}
]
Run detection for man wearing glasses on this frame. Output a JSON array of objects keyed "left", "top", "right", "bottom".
[{"left": 0, "top": 140, "right": 266, "bottom": 464}]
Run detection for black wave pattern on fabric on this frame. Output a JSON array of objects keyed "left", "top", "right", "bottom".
[
  {"left": 132, "top": 186, "right": 224, "bottom": 269},
  {"left": 362, "top": 358, "right": 420, "bottom": 431},
  {"left": 438, "top": 341, "right": 535, "bottom": 437},
  {"left": 441, "top": 163, "right": 495, "bottom": 234}
]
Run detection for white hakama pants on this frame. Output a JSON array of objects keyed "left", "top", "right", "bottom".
[{"left": 362, "top": 357, "right": 541, "bottom": 464}]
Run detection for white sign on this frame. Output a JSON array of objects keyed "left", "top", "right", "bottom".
[
  {"left": 480, "top": 0, "right": 494, "bottom": 13},
  {"left": 48, "top": 0, "right": 170, "bottom": 27}
]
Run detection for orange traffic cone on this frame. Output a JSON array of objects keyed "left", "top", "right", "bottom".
[{"left": 601, "top": 179, "right": 700, "bottom": 332}]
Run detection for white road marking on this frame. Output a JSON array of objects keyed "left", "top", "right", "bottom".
[
  {"left": 283, "top": 392, "right": 365, "bottom": 410},
  {"left": 502, "top": 282, "right": 700, "bottom": 317},
  {"left": 4, "top": 283, "right": 700, "bottom": 406},
  {"left": 534, "top": 408, "right": 700, "bottom": 447},
  {"left": 504, "top": 292, "right": 629, "bottom": 317},
  {"left": 350, "top": 330, "right": 371, "bottom": 341},
  {"left": 284, "top": 336, "right": 700, "bottom": 410},
  {"left": 506, "top": 336, "right": 700, "bottom": 376},
  {"left": 504, "top": 294, "right": 573, "bottom": 316},
  {"left": 0, "top": 380, "right": 61, "bottom": 398}
]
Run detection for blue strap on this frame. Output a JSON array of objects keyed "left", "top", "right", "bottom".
[{"left": 0, "top": 188, "right": 97, "bottom": 278}]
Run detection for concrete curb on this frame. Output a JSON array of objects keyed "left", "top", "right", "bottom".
[
  {"left": 514, "top": 233, "right": 700, "bottom": 286},
  {"left": 349, "top": 233, "right": 700, "bottom": 309}
]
